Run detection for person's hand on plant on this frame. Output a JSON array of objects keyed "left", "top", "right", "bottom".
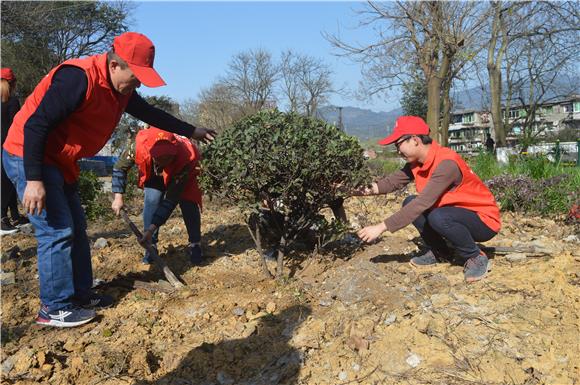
[
  {"left": 192, "top": 126, "right": 217, "bottom": 144},
  {"left": 357, "top": 222, "right": 386, "bottom": 243},
  {"left": 351, "top": 182, "right": 379, "bottom": 196}
]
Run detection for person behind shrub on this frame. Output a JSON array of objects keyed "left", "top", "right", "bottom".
[
  {"left": 354, "top": 116, "right": 501, "bottom": 283},
  {"left": 2, "top": 32, "right": 216, "bottom": 328},
  {"left": 485, "top": 133, "right": 495, "bottom": 153},
  {"left": 111, "top": 124, "right": 203, "bottom": 265},
  {"left": 1, "top": 68, "right": 30, "bottom": 234}
]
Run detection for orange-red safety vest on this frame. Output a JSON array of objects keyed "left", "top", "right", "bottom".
[
  {"left": 134, "top": 126, "right": 202, "bottom": 207},
  {"left": 3, "top": 54, "right": 131, "bottom": 183},
  {"left": 411, "top": 141, "right": 501, "bottom": 232}
]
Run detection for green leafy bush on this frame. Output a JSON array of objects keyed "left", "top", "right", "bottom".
[
  {"left": 78, "top": 171, "right": 114, "bottom": 221},
  {"left": 201, "top": 110, "right": 371, "bottom": 276}
]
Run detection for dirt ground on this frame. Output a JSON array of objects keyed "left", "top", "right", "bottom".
[{"left": 1, "top": 195, "right": 579, "bottom": 385}]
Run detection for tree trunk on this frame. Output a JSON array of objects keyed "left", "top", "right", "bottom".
[
  {"left": 276, "top": 238, "right": 286, "bottom": 279},
  {"left": 440, "top": 78, "right": 452, "bottom": 146},
  {"left": 489, "top": 67, "right": 506, "bottom": 147},
  {"left": 426, "top": 75, "right": 442, "bottom": 141},
  {"left": 487, "top": 1, "right": 508, "bottom": 147},
  {"left": 247, "top": 224, "right": 274, "bottom": 279}
]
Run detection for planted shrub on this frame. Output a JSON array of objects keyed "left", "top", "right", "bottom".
[
  {"left": 201, "top": 110, "right": 371, "bottom": 277},
  {"left": 78, "top": 170, "right": 110, "bottom": 221}
]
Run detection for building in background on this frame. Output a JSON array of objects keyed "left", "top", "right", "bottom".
[{"left": 448, "top": 94, "right": 580, "bottom": 153}]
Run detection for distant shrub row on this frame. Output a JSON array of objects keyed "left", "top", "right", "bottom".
[{"left": 470, "top": 152, "right": 579, "bottom": 218}]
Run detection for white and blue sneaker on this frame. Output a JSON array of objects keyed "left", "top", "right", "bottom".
[{"left": 35, "top": 305, "right": 95, "bottom": 328}]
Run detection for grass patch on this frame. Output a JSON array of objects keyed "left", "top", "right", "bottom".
[{"left": 473, "top": 152, "right": 580, "bottom": 217}]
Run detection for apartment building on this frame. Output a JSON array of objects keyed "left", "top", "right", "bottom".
[
  {"left": 448, "top": 110, "right": 492, "bottom": 152},
  {"left": 448, "top": 95, "right": 580, "bottom": 152}
]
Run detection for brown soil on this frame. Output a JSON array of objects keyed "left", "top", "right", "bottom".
[{"left": 1, "top": 196, "right": 579, "bottom": 385}]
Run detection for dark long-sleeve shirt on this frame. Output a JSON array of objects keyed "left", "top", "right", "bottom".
[
  {"left": 375, "top": 160, "right": 463, "bottom": 232},
  {"left": 22, "top": 66, "right": 195, "bottom": 181}
]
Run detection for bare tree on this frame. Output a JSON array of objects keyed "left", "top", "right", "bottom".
[
  {"left": 280, "top": 50, "right": 334, "bottom": 117},
  {"left": 193, "top": 81, "right": 246, "bottom": 133},
  {"left": 280, "top": 50, "right": 303, "bottom": 113},
  {"left": 176, "top": 98, "right": 200, "bottom": 126},
  {"left": 486, "top": 1, "right": 580, "bottom": 148},
  {"left": 297, "top": 55, "right": 333, "bottom": 117},
  {"left": 223, "top": 48, "right": 279, "bottom": 114},
  {"left": 325, "top": 1, "right": 487, "bottom": 141}
]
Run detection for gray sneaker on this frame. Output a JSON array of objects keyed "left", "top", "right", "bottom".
[
  {"left": 464, "top": 252, "right": 491, "bottom": 283},
  {"left": 409, "top": 250, "right": 439, "bottom": 267}
]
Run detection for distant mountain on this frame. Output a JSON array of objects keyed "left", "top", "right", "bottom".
[
  {"left": 318, "top": 76, "right": 579, "bottom": 141},
  {"left": 317, "top": 105, "right": 402, "bottom": 141}
]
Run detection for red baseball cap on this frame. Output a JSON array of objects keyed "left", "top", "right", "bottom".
[
  {"left": 1, "top": 68, "right": 16, "bottom": 82},
  {"left": 150, "top": 140, "right": 177, "bottom": 159},
  {"left": 113, "top": 32, "right": 166, "bottom": 88},
  {"left": 378, "top": 116, "right": 430, "bottom": 145}
]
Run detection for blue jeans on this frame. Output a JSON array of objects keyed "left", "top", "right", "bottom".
[
  {"left": 2, "top": 152, "right": 92, "bottom": 311},
  {"left": 143, "top": 187, "right": 201, "bottom": 261},
  {"left": 403, "top": 195, "right": 497, "bottom": 260}
]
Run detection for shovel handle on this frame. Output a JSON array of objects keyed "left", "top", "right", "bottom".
[{"left": 120, "top": 209, "right": 185, "bottom": 289}]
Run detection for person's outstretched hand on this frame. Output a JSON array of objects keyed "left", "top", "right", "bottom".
[
  {"left": 357, "top": 222, "right": 387, "bottom": 243},
  {"left": 192, "top": 126, "right": 217, "bottom": 144},
  {"left": 351, "top": 182, "right": 379, "bottom": 196}
]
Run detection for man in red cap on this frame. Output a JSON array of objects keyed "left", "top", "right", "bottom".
[
  {"left": 354, "top": 116, "right": 500, "bottom": 283},
  {"left": 110, "top": 124, "right": 204, "bottom": 265},
  {"left": 2, "top": 32, "right": 216, "bottom": 327}
]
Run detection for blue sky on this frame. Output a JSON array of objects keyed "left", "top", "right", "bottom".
[{"left": 133, "top": 1, "right": 400, "bottom": 112}]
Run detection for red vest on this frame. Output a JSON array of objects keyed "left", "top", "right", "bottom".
[
  {"left": 411, "top": 141, "right": 501, "bottom": 232},
  {"left": 3, "top": 54, "right": 131, "bottom": 183},
  {"left": 134, "top": 126, "right": 202, "bottom": 207}
]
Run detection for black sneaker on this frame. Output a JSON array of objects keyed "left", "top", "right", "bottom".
[
  {"left": 189, "top": 243, "right": 203, "bottom": 265},
  {"left": 75, "top": 293, "right": 114, "bottom": 309},
  {"left": 12, "top": 215, "right": 30, "bottom": 228},
  {"left": 35, "top": 305, "right": 96, "bottom": 328},
  {"left": 0, "top": 217, "right": 18, "bottom": 235}
]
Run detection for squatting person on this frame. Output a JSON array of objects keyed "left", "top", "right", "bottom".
[{"left": 355, "top": 116, "right": 501, "bottom": 283}]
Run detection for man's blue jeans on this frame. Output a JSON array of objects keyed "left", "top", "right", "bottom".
[
  {"left": 2, "top": 152, "right": 92, "bottom": 311},
  {"left": 143, "top": 187, "right": 201, "bottom": 261}
]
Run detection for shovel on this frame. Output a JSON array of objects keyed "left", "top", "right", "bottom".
[{"left": 120, "top": 209, "right": 185, "bottom": 289}]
